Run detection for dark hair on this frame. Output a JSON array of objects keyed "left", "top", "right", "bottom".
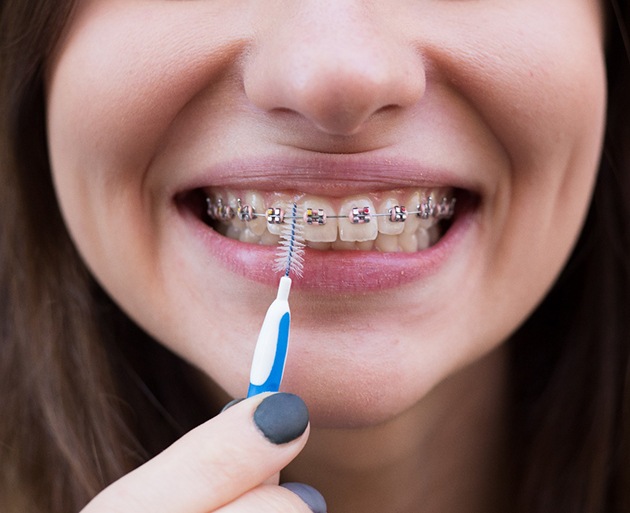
[
  {"left": 1, "top": 1, "right": 629, "bottom": 512},
  {"left": 509, "top": 1, "right": 630, "bottom": 510},
  {"left": 0, "top": 1, "right": 212, "bottom": 510}
]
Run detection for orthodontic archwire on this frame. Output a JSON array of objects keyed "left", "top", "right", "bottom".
[
  {"left": 206, "top": 194, "right": 456, "bottom": 226},
  {"left": 247, "top": 203, "right": 305, "bottom": 397}
]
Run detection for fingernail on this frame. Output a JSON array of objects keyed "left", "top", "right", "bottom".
[
  {"left": 220, "top": 398, "right": 244, "bottom": 413},
  {"left": 281, "top": 483, "right": 327, "bottom": 513},
  {"left": 253, "top": 393, "right": 309, "bottom": 444}
]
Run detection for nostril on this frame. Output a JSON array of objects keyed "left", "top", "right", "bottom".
[{"left": 375, "top": 104, "right": 399, "bottom": 115}]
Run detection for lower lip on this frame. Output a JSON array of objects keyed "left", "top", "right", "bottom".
[{"left": 180, "top": 201, "right": 475, "bottom": 293}]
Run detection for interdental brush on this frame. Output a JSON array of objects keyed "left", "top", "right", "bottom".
[{"left": 247, "top": 203, "right": 305, "bottom": 397}]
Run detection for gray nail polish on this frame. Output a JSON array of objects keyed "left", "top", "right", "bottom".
[
  {"left": 220, "top": 398, "right": 244, "bottom": 413},
  {"left": 253, "top": 393, "right": 309, "bottom": 444},
  {"left": 281, "top": 482, "right": 327, "bottom": 513}
]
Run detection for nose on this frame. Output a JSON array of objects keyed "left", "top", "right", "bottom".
[{"left": 243, "top": 3, "right": 426, "bottom": 136}]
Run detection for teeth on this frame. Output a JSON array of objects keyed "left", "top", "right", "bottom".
[
  {"left": 203, "top": 187, "right": 455, "bottom": 252},
  {"left": 302, "top": 196, "right": 338, "bottom": 242},
  {"left": 239, "top": 191, "right": 267, "bottom": 236},
  {"left": 265, "top": 193, "right": 293, "bottom": 235},
  {"left": 428, "top": 225, "right": 441, "bottom": 245},
  {"left": 399, "top": 230, "right": 418, "bottom": 253},
  {"left": 404, "top": 191, "right": 428, "bottom": 233},
  {"left": 377, "top": 196, "right": 405, "bottom": 236},
  {"left": 417, "top": 227, "right": 431, "bottom": 251},
  {"left": 260, "top": 230, "right": 281, "bottom": 246},
  {"left": 331, "top": 239, "right": 358, "bottom": 250},
  {"left": 308, "top": 241, "right": 332, "bottom": 250},
  {"left": 413, "top": 192, "right": 438, "bottom": 229},
  {"left": 338, "top": 197, "right": 378, "bottom": 242},
  {"left": 225, "top": 223, "right": 241, "bottom": 240},
  {"left": 374, "top": 233, "right": 399, "bottom": 252},
  {"left": 239, "top": 229, "right": 262, "bottom": 244}
]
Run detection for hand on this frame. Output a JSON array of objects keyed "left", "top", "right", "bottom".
[{"left": 81, "top": 393, "right": 325, "bottom": 513}]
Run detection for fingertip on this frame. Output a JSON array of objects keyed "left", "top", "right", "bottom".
[
  {"left": 253, "top": 393, "right": 309, "bottom": 444},
  {"left": 281, "top": 482, "right": 327, "bottom": 513}
]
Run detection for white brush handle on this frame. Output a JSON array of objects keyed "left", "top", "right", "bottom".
[{"left": 247, "top": 276, "right": 292, "bottom": 397}]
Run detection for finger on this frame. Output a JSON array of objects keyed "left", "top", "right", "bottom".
[
  {"left": 263, "top": 471, "right": 280, "bottom": 486},
  {"left": 281, "top": 483, "right": 327, "bottom": 513},
  {"left": 217, "top": 484, "right": 326, "bottom": 513},
  {"left": 224, "top": 399, "right": 280, "bottom": 487},
  {"left": 82, "top": 393, "right": 310, "bottom": 513},
  {"left": 221, "top": 399, "right": 281, "bottom": 488}
]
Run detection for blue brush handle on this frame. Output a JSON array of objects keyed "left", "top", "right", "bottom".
[{"left": 247, "top": 277, "right": 292, "bottom": 397}]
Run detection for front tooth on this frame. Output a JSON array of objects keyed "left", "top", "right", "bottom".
[
  {"left": 338, "top": 197, "right": 378, "bottom": 242},
  {"left": 265, "top": 193, "right": 294, "bottom": 236},
  {"left": 399, "top": 231, "right": 418, "bottom": 253},
  {"left": 405, "top": 191, "right": 435, "bottom": 232},
  {"left": 241, "top": 191, "right": 267, "bottom": 236},
  {"left": 374, "top": 233, "right": 399, "bottom": 252},
  {"left": 332, "top": 239, "right": 358, "bottom": 250},
  {"left": 403, "top": 191, "right": 422, "bottom": 234},
  {"left": 260, "top": 230, "right": 281, "bottom": 246},
  {"left": 308, "top": 241, "right": 332, "bottom": 251},
  {"left": 301, "top": 196, "right": 338, "bottom": 242},
  {"left": 377, "top": 196, "right": 405, "bottom": 235}
]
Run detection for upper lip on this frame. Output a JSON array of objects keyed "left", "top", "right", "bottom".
[{"left": 173, "top": 153, "right": 483, "bottom": 198}]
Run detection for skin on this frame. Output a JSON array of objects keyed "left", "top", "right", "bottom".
[{"left": 46, "top": 0, "right": 606, "bottom": 511}]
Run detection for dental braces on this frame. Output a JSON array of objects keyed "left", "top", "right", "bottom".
[{"left": 206, "top": 195, "right": 456, "bottom": 226}]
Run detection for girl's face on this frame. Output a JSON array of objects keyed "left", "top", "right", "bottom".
[{"left": 47, "top": 0, "right": 605, "bottom": 427}]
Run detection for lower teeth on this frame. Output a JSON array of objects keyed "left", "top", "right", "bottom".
[{"left": 217, "top": 222, "right": 443, "bottom": 252}]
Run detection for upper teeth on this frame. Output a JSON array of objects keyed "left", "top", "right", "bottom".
[
  {"left": 204, "top": 188, "right": 456, "bottom": 251},
  {"left": 207, "top": 193, "right": 454, "bottom": 223}
]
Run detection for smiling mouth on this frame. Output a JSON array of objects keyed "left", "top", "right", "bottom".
[{"left": 195, "top": 187, "right": 462, "bottom": 252}]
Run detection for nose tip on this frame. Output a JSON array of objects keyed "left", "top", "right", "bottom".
[
  {"left": 282, "top": 58, "right": 424, "bottom": 135},
  {"left": 243, "top": 10, "right": 426, "bottom": 136}
]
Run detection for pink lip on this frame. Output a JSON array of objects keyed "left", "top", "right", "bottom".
[
  {"left": 179, "top": 194, "right": 475, "bottom": 293},
  {"left": 174, "top": 155, "right": 479, "bottom": 293},
  {"left": 172, "top": 154, "right": 484, "bottom": 198}
]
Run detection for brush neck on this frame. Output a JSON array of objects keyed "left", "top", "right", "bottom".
[{"left": 277, "top": 276, "right": 292, "bottom": 300}]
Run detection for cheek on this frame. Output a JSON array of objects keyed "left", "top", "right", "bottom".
[
  {"left": 47, "top": 3, "right": 242, "bottom": 173},
  {"left": 46, "top": 1, "right": 246, "bottom": 301},
  {"left": 448, "top": 2, "right": 606, "bottom": 175},
  {"left": 444, "top": 4, "right": 606, "bottom": 221},
  {"left": 413, "top": 1, "right": 606, "bottom": 357}
]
